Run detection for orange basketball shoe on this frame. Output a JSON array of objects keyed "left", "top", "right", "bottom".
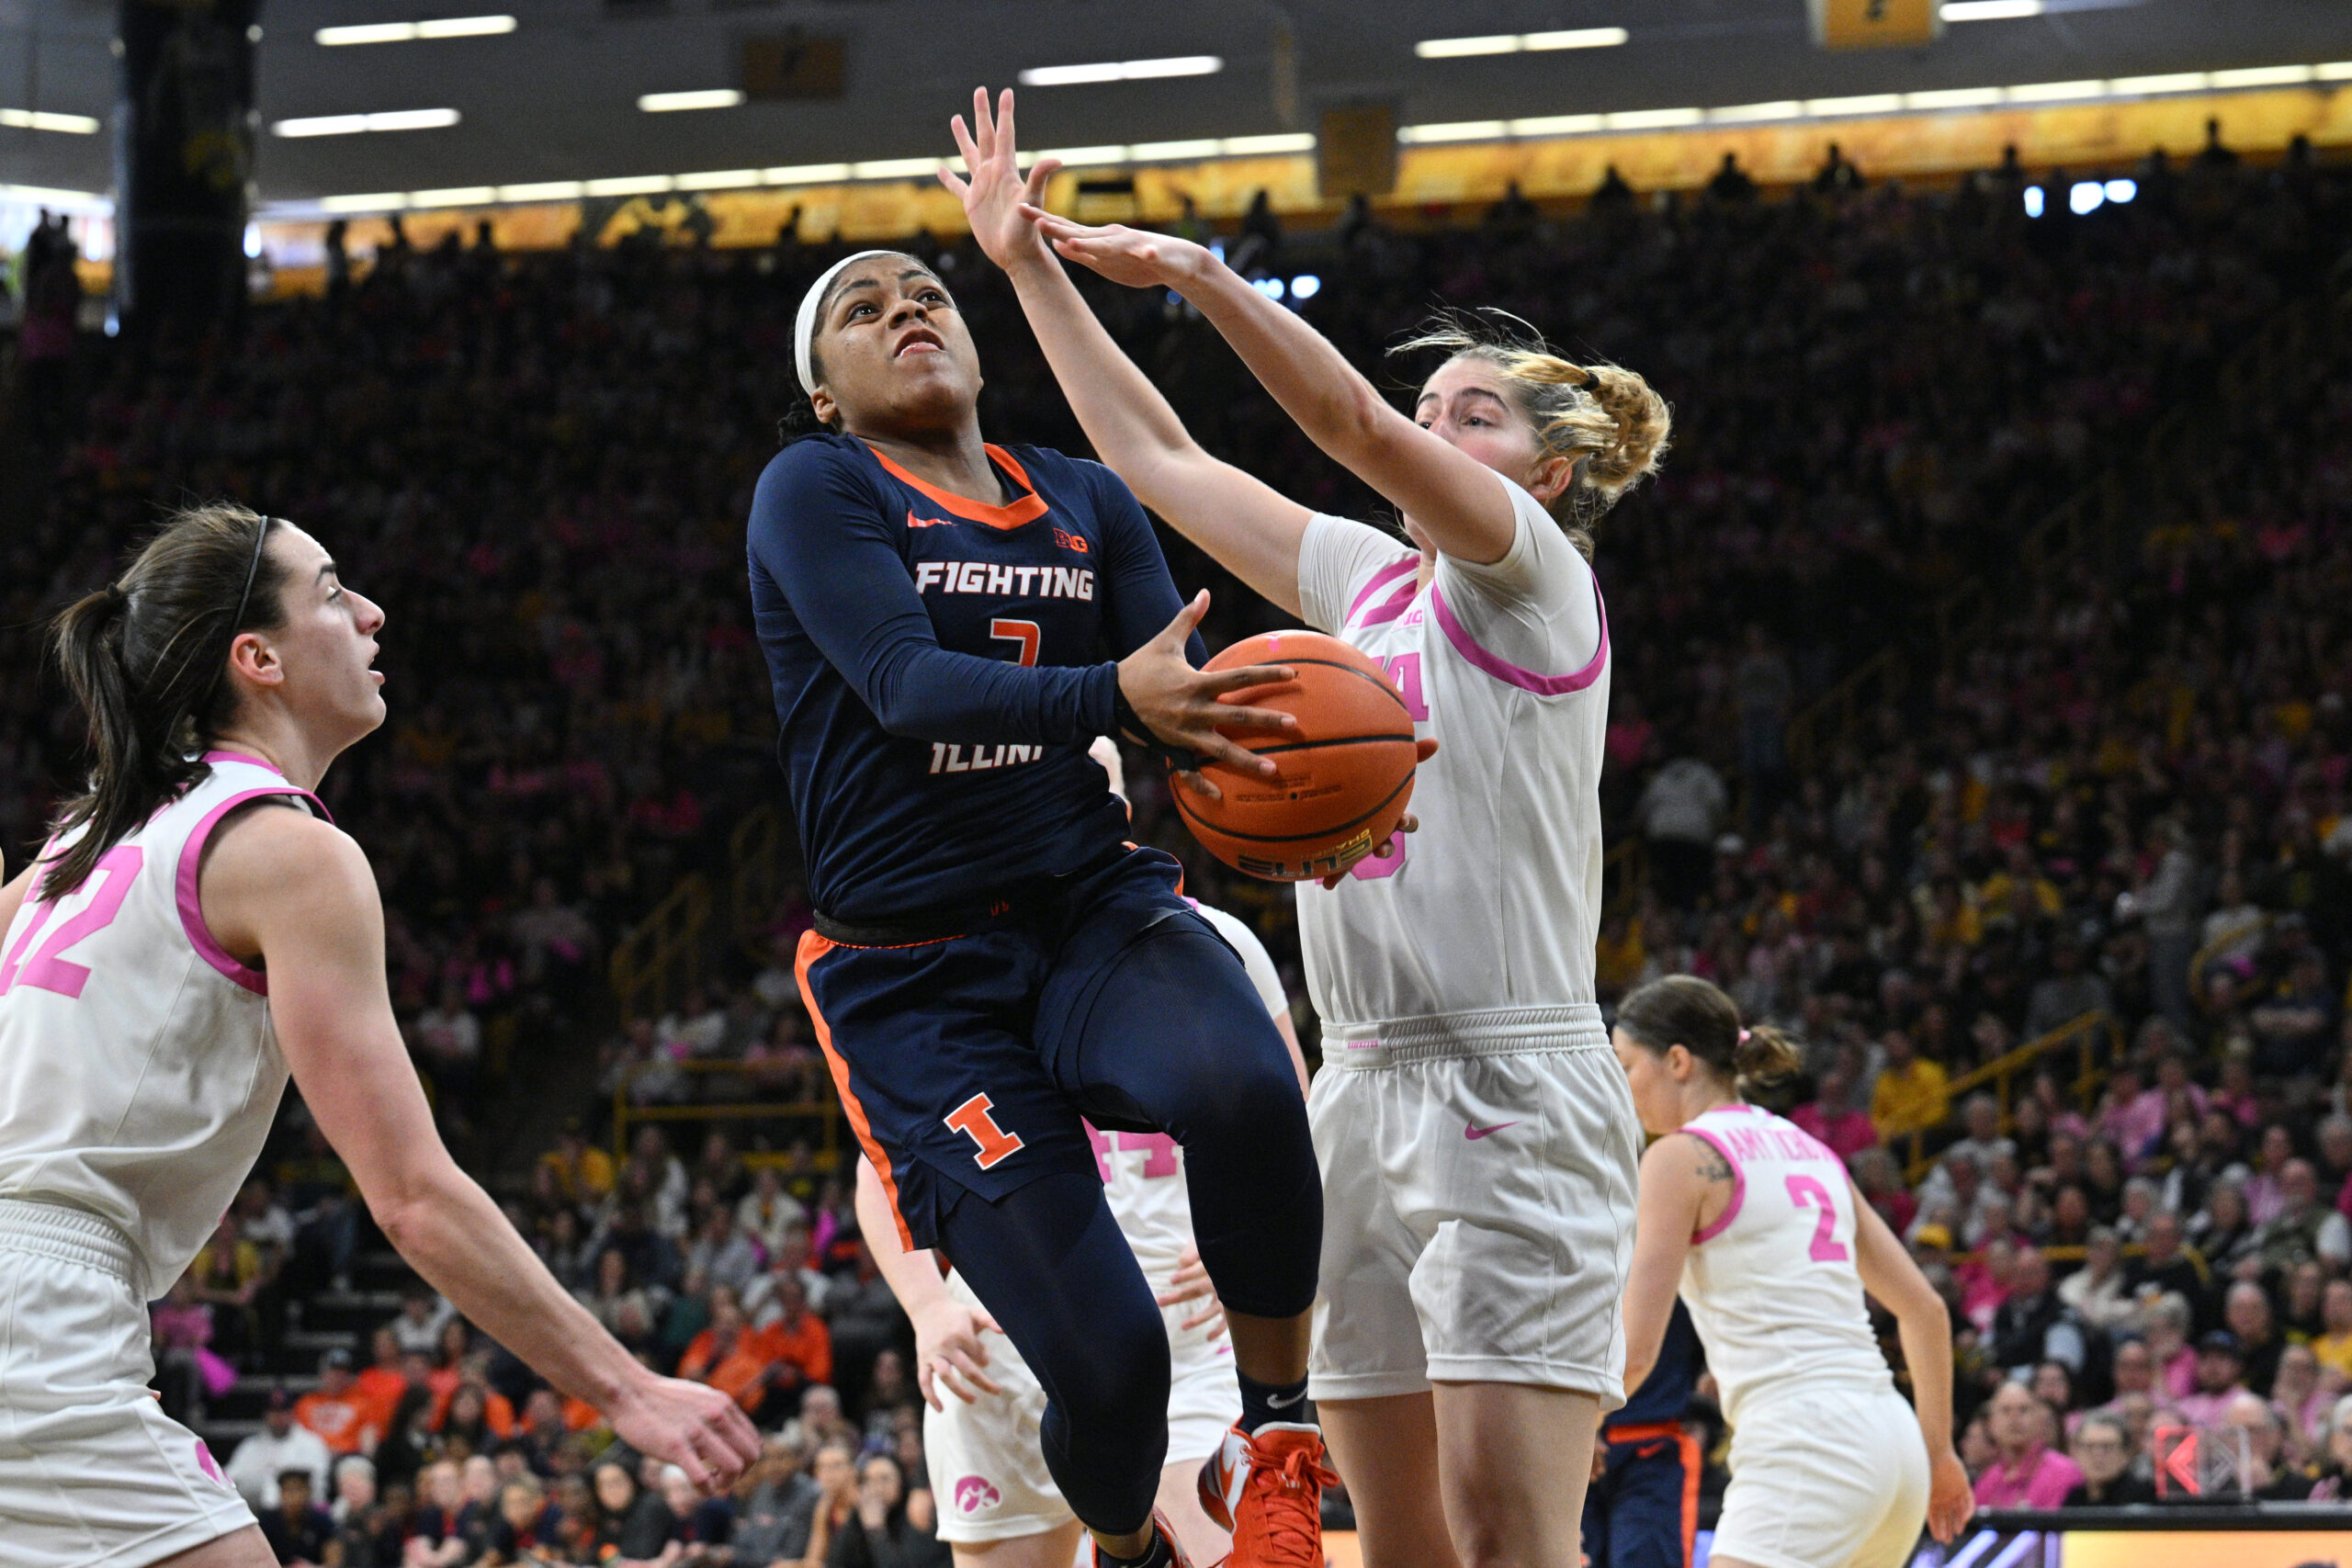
[
  {"left": 1091, "top": 1508, "right": 1196, "bottom": 1568},
  {"left": 1198, "top": 1421, "right": 1336, "bottom": 1567}
]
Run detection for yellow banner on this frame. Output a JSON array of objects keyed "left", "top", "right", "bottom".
[
  {"left": 1810, "top": 0, "right": 1940, "bottom": 50},
  {"left": 2062, "top": 1530, "right": 2352, "bottom": 1568}
]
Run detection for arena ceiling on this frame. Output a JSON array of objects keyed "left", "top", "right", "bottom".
[{"left": 0, "top": 0, "right": 2342, "bottom": 208}]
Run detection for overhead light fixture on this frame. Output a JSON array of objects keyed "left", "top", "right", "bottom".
[
  {"left": 320, "top": 193, "right": 410, "bottom": 212},
  {"left": 1418, "top": 28, "right": 1626, "bottom": 59},
  {"left": 408, "top": 186, "right": 495, "bottom": 207},
  {"left": 273, "top": 107, "right": 460, "bottom": 137},
  {"left": 1940, "top": 1, "right": 2041, "bottom": 19},
  {"left": 584, "top": 175, "right": 674, "bottom": 197},
  {"left": 0, "top": 107, "right": 100, "bottom": 134},
  {"left": 316, "top": 16, "right": 514, "bottom": 46},
  {"left": 1018, "top": 55, "right": 1222, "bottom": 87},
  {"left": 638, "top": 89, "right": 744, "bottom": 113}
]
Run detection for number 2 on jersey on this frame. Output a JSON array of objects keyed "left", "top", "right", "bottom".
[
  {"left": 0, "top": 846, "right": 144, "bottom": 1000},
  {"left": 1785, "top": 1173, "right": 1851, "bottom": 1263}
]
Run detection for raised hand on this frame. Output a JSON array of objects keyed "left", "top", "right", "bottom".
[
  {"left": 1021, "top": 209, "right": 1217, "bottom": 293},
  {"left": 1115, "top": 591, "right": 1296, "bottom": 794},
  {"left": 939, "top": 86, "right": 1060, "bottom": 273}
]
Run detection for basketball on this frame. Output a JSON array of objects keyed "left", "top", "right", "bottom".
[{"left": 1174, "top": 629, "right": 1421, "bottom": 881}]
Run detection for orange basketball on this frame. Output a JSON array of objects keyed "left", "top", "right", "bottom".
[{"left": 1173, "top": 629, "right": 1421, "bottom": 882}]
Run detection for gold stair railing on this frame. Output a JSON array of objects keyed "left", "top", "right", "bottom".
[
  {"left": 729, "top": 802, "right": 788, "bottom": 965},
  {"left": 609, "top": 874, "right": 712, "bottom": 1023},
  {"left": 1898, "top": 1010, "right": 2126, "bottom": 1183},
  {"left": 612, "top": 1060, "right": 843, "bottom": 1167}
]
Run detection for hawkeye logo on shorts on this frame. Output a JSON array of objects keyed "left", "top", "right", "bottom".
[
  {"left": 944, "top": 1093, "right": 1025, "bottom": 1170},
  {"left": 955, "top": 1476, "right": 1002, "bottom": 1515}
]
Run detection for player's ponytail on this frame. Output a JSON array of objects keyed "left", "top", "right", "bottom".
[
  {"left": 1391, "top": 309, "right": 1671, "bottom": 557},
  {"left": 1615, "top": 974, "right": 1805, "bottom": 1100},
  {"left": 42, "top": 504, "right": 288, "bottom": 899}
]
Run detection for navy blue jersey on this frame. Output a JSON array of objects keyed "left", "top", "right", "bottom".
[
  {"left": 1617, "top": 1301, "right": 1702, "bottom": 1427},
  {"left": 747, "top": 434, "right": 1200, "bottom": 920}
]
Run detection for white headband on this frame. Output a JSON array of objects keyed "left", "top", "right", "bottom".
[{"left": 794, "top": 249, "right": 899, "bottom": 397}]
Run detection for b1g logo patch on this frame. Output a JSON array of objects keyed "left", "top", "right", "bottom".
[{"left": 955, "top": 1475, "right": 1003, "bottom": 1515}]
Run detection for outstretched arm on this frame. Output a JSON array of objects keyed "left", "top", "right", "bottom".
[
  {"left": 1850, "top": 1177, "right": 1974, "bottom": 1544},
  {"left": 204, "top": 805, "right": 760, "bottom": 1491},
  {"left": 942, "top": 89, "right": 1312, "bottom": 613}
]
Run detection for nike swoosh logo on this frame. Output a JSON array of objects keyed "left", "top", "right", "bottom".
[
  {"left": 1267, "top": 1389, "right": 1306, "bottom": 1408},
  {"left": 1464, "top": 1122, "right": 1519, "bottom": 1140}
]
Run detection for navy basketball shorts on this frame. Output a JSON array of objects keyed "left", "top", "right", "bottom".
[{"left": 796, "top": 844, "right": 1306, "bottom": 1287}]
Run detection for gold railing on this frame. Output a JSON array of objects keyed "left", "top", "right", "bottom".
[
  {"left": 1899, "top": 1010, "right": 2125, "bottom": 1182},
  {"left": 612, "top": 1059, "right": 844, "bottom": 1167},
  {"left": 729, "top": 803, "right": 787, "bottom": 966},
  {"left": 610, "top": 874, "right": 712, "bottom": 1023}
]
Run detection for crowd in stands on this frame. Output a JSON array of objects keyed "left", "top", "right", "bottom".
[{"left": 9, "top": 126, "right": 2352, "bottom": 1563}]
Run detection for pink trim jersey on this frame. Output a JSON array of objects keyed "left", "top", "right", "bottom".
[
  {"left": 0, "top": 755, "right": 326, "bottom": 1299},
  {"left": 1677, "top": 1104, "right": 1894, "bottom": 1424},
  {"left": 1295, "top": 473, "right": 1610, "bottom": 1062}
]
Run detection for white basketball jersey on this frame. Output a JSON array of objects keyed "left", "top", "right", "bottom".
[
  {"left": 0, "top": 752, "right": 323, "bottom": 1300},
  {"left": 1677, "top": 1104, "right": 1893, "bottom": 1424},
  {"left": 1295, "top": 473, "right": 1611, "bottom": 1062}
]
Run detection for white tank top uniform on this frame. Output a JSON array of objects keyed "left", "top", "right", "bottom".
[
  {"left": 0, "top": 751, "right": 325, "bottom": 1568},
  {"left": 1293, "top": 473, "right": 1642, "bottom": 1403},
  {"left": 927, "top": 904, "right": 1273, "bottom": 1543},
  {"left": 1678, "top": 1104, "right": 1932, "bottom": 1568}
]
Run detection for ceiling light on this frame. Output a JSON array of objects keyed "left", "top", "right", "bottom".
[
  {"left": 1805, "top": 94, "right": 1905, "bottom": 116},
  {"left": 1416, "top": 36, "right": 1520, "bottom": 59},
  {"left": 1524, "top": 28, "right": 1630, "bottom": 50},
  {"left": 1605, "top": 107, "right": 1702, "bottom": 130},
  {"left": 1905, "top": 87, "right": 2005, "bottom": 109},
  {"left": 1221, "top": 133, "right": 1315, "bottom": 154},
  {"left": 273, "top": 108, "right": 460, "bottom": 137},
  {"left": 1419, "top": 28, "right": 1626, "bottom": 59},
  {"left": 0, "top": 182, "right": 107, "bottom": 210},
  {"left": 675, "top": 170, "right": 761, "bottom": 191},
  {"left": 1019, "top": 56, "right": 1221, "bottom": 87},
  {"left": 1034, "top": 145, "right": 1128, "bottom": 167},
  {"left": 849, "top": 158, "right": 940, "bottom": 180},
  {"left": 0, "top": 107, "right": 100, "bottom": 134},
  {"left": 2210, "top": 64, "right": 2314, "bottom": 88},
  {"left": 498, "top": 181, "right": 584, "bottom": 201},
  {"left": 2109, "top": 72, "right": 2209, "bottom": 94},
  {"left": 319, "top": 193, "right": 409, "bottom": 212},
  {"left": 2004, "top": 79, "right": 2106, "bottom": 102},
  {"left": 316, "top": 16, "right": 514, "bottom": 46},
  {"left": 1130, "top": 139, "right": 1222, "bottom": 160},
  {"left": 2321, "top": 62, "right": 2352, "bottom": 82},
  {"left": 1940, "top": 0, "right": 2041, "bottom": 19},
  {"left": 1399, "top": 120, "right": 1509, "bottom": 144},
  {"left": 409, "top": 186, "right": 495, "bottom": 207},
  {"left": 582, "top": 175, "right": 674, "bottom": 197},
  {"left": 764, "top": 164, "right": 851, "bottom": 185},
  {"left": 639, "top": 90, "right": 743, "bottom": 113},
  {"left": 1710, "top": 101, "right": 1804, "bottom": 123},
  {"left": 1510, "top": 114, "right": 1604, "bottom": 135}
]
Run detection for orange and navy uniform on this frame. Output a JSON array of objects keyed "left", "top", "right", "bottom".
[{"left": 1584, "top": 1304, "right": 1704, "bottom": 1568}]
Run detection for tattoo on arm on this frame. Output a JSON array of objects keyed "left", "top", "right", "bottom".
[{"left": 1693, "top": 1143, "right": 1734, "bottom": 1184}]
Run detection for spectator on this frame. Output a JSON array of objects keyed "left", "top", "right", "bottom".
[
  {"left": 2310, "top": 1394, "right": 2352, "bottom": 1501},
  {"left": 1973, "top": 1381, "right": 2084, "bottom": 1509},
  {"left": 729, "top": 1433, "right": 821, "bottom": 1567},
  {"left": 1634, "top": 755, "right": 1727, "bottom": 908},
  {"left": 798, "top": 1440, "right": 862, "bottom": 1568},
  {"left": 820, "top": 1451, "right": 946, "bottom": 1568},
  {"left": 261, "top": 1468, "right": 336, "bottom": 1567},
  {"left": 481, "top": 1474, "right": 561, "bottom": 1566},
  {"left": 2256, "top": 1159, "right": 2352, "bottom": 1272},
  {"left": 1871, "top": 1030, "right": 1951, "bottom": 1144},
  {"left": 2176, "top": 1331, "right": 2253, "bottom": 1426},
  {"left": 589, "top": 1459, "right": 676, "bottom": 1564},
  {"left": 2223, "top": 1282, "right": 2287, "bottom": 1396},
  {"left": 2222, "top": 1392, "right": 2314, "bottom": 1500},
  {"left": 2025, "top": 935, "right": 2113, "bottom": 1040},
  {"left": 2061, "top": 1412, "right": 2155, "bottom": 1505},
  {"left": 388, "top": 1290, "right": 455, "bottom": 1358},
  {"left": 662, "top": 1461, "right": 736, "bottom": 1559},
  {"left": 2124, "top": 1211, "right": 2211, "bottom": 1320},
  {"left": 2314, "top": 1278, "right": 2352, "bottom": 1380},
  {"left": 296, "top": 1349, "right": 379, "bottom": 1458},
  {"left": 1790, "top": 1065, "right": 1878, "bottom": 1160},
  {"left": 1988, "top": 1249, "right": 2087, "bottom": 1378},
  {"left": 228, "top": 1388, "right": 335, "bottom": 1513},
  {"left": 678, "top": 1285, "right": 796, "bottom": 1416},
  {"left": 738, "top": 1167, "right": 808, "bottom": 1258},
  {"left": 2271, "top": 1342, "right": 2333, "bottom": 1462},
  {"left": 685, "top": 1206, "right": 766, "bottom": 1299},
  {"left": 542, "top": 1121, "right": 616, "bottom": 1206},
  {"left": 2058, "top": 1227, "right": 2137, "bottom": 1335}
]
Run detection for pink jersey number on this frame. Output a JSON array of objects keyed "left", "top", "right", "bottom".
[
  {"left": 1119, "top": 1131, "right": 1181, "bottom": 1179},
  {"left": 1, "top": 847, "right": 144, "bottom": 1001},
  {"left": 1381, "top": 654, "right": 1430, "bottom": 721},
  {"left": 1785, "top": 1173, "right": 1851, "bottom": 1263}
]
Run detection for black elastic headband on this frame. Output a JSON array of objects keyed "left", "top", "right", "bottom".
[{"left": 200, "top": 515, "right": 276, "bottom": 724}]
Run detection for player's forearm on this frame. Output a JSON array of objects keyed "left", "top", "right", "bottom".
[
  {"left": 1002, "top": 252, "right": 1199, "bottom": 499},
  {"left": 1895, "top": 1296, "right": 1960, "bottom": 1457},
  {"left": 373, "top": 1163, "right": 650, "bottom": 1414},
  {"left": 1175, "top": 254, "right": 1393, "bottom": 471},
  {"left": 865, "top": 643, "right": 1116, "bottom": 744},
  {"left": 854, "top": 1159, "right": 953, "bottom": 1315}
]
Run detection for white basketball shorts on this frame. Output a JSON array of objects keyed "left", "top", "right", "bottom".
[
  {"left": 1712, "top": 1384, "right": 1930, "bottom": 1568},
  {"left": 927, "top": 1269, "right": 1238, "bottom": 1542},
  {"left": 0, "top": 1199, "right": 255, "bottom": 1568},
  {"left": 1307, "top": 1041, "right": 1641, "bottom": 1403}
]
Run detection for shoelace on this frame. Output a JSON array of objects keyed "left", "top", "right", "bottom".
[{"left": 1250, "top": 1445, "right": 1340, "bottom": 1562}]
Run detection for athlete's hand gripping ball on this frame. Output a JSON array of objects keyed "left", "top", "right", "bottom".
[
  {"left": 1114, "top": 590, "right": 1299, "bottom": 788},
  {"left": 607, "top": 1372, "right": 761, "bottom": 1494}
]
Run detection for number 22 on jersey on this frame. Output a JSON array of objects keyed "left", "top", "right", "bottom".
[{"left": 0, "top": 847, "right": 144, "bottom": 1000}]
